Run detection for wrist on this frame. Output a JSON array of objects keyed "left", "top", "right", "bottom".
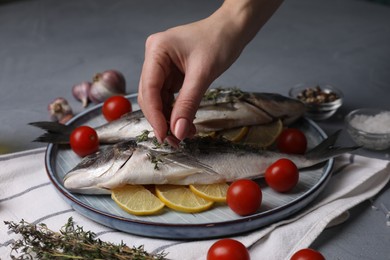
[{"left": 216, "top": 0, "right": 283, "bottom": 49}]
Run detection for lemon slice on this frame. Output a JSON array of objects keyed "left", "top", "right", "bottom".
[
  {"left": 189, "top": 183, "right": 229, "bottom": 203},
  {"left": 219, "top": 126, "right": 249, "bottom": 142},
  {"left": 242, "top": 119, "right": 283, "bottom": 148},
  {"left": 155, "top": 185, "right": 214, "bottom": 213},
  {"left": 111, "top": 185, "right": 164, "bottom": 216},
  {"left": 196, "top": 131, "right": 217, "bottom": 138}
]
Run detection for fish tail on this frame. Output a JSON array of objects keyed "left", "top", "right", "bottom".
[
  {"left": 29, "top": 121, "right": 73, "bottom": 144},
  {"left": 305, "top": 130, "right": 360, "bottom": 161}
]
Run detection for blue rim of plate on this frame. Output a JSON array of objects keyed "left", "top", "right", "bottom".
[{"left": 45, "top": 93, "right": 334, "bottom": 240}]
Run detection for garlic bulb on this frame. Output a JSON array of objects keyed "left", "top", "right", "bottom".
[
  {"left": 88, "top": 70, "right": 126, "bottom": 103},
  {"left": 72, "top": 81, "right": 92, "bottom": 107},
  {"left": 48, "top": 97, "right": 74, "bottom": 124}
]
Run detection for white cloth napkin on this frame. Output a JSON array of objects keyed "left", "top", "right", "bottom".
[{"left": 0, "top": 148, "right": 389, "bottom": 260}]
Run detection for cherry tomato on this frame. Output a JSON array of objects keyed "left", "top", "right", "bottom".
[
  {"left": 277, "top": 128, "right": 307, "bottom": 154},
  {"left": 290, "top": 248, "right": 325, "bottom": 260},
  {"left": 70, "top": 126, "right": 99, "bottom": 157},
  {"left": 207, "top": 239, "right": 250, "bottom": 260},
  {"left": 227, "top": 179, "right": 262, "bottom": 216},
  {"left": 265, "top": 158, "right": 299, "bottom": 193},
  {"left": 102, "top": 95, "right": 132, "bottom": 122}
]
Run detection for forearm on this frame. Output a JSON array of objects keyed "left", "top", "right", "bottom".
[{"left": 213, "top": 0, "right": 284, "bottom": 52}]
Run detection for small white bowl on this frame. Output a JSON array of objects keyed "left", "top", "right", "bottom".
[
  {"left": 289, "top": 84, "right": 343, "bottom": 121},
  {"left": 345, "top": 108, "right": 390, "bottom": 151}
]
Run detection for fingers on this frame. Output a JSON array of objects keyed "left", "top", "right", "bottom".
[
  {"left": 138, "top": 38, "right": 171, "bottom": 143},
  {"left": 138, "top": 31, "right": 210, "bottom": 145},
  {"left": 170, "top": 69, "right": 209, "bottom": 141}
]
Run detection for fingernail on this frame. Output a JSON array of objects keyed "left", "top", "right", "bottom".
[{"left": 173, "top": 118, "right": 190, "bottom": 141}]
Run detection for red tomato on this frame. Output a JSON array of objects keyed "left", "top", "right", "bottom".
[
  {"left": 102, "top": 95, "right": 132, "bottom": 122},
  {"left": 207, "top": 239, "right": 250, "bottom": 260},
  {"left": 70, "top": 126, "right": 99, "bottom": 157},
  {"left": 290, "top": 248, "right": 325, "bottom": 260},
  {"left": 277, "top": 128, "right": 307, "bottom": 154},
  {"left": 265, "top": 158, "right": 299, "bottom": 193},
  {"left": 227, "top": 179, "right": 262, "bottom": 216}
]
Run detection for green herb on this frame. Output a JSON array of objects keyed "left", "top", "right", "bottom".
[
  {"left": 147, "top": 152, "right": 164, "bottom": 170},
  {"left": 152, "top": 137, "right": 161, "bottom": 148},
  {"left": 135, "top": 130, "right": 170, "bottom": 169},
  {"left": 229, "top": 87, "right": 245, "bottom": 99},
  {"left": 4, "top": 217, "right": 168, "bottom": 260},
  {"left": 203, "top": 88, "right": 221, "bottom": 101},
  {"left": 136, "top": 130, "right": 151, "bottom": 143},
  {"left": 203, "top": 87, "right": 244, "bottom": 103}
]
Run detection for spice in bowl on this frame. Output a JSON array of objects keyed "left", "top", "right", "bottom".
[
  {"left": 345, "top": 108, "right": 390, "bottom": 150},
  {"left": 296, "top": 86, "right": 340, "bottom": 104},
  {"left": 289, "top": 84, "right": 343, "bottom": 121}
]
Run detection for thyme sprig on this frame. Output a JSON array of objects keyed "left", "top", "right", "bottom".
[
  {"left": 136, "top": 130, "right": 151, "bottom": 143},
  {"left": 203, "top": 87, "right": 244, "bottom": 103},
  {"left": 4, "top": 217, "right": 168, "bottom": 260},
  {"left": 135, "top": 130, "right": 171, "bottom": 170},
  {"left": 147, "top": 152, "right": 164, "bottom": 170}
]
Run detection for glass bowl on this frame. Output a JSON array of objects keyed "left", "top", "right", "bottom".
[
  {"left": 289, "top": 84, "right": 343, "bottom": 121},
  {"left": 345, "top": 108, "right": 390, "bottom": 151}
]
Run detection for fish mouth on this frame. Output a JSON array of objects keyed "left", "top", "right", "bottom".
[
  {"left": 63, "top": 170, "right": 108, "bottom": 194},
  {"left": 65, "top": 186, "right": 111, "bottom": 195}
]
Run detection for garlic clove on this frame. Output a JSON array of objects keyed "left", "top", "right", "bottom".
[
  {"left": 72, "top": 81, "right": 92, "bottom": 107},
  {"left": 48, "top": 97, "right": 74, "bottom": 124},
  {"left": 88, "top": 80, "right": 117, "bottom": 103},
  {"left": 89, "top": 70, "right": 126, "bottom": 103}
]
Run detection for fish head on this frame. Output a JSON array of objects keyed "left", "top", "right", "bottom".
[
  {"left": 63, "top": 141, "right": 137, "bottom": 194},
  {"left": 96, "top": 110, "right": 154, "bottom": 143}
]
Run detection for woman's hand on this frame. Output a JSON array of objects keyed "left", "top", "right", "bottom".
[{"left": 138, "top": 0, "right": 283, "bottom": 146}]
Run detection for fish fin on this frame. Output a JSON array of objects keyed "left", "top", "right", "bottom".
[
  {"left": 29, "top": 121, "right": 73, "bottom": 133},
  {"left": 32, "top": 133, "right": 71, "bottom": 144},
  {"left": 305, "top": 130, "right": 360, "bottom": 161},
  {"left": 29, "top": 121, "right": 73, "bottom": 143}
]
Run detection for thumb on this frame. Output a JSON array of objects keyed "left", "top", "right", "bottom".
[{"left": 170, "top": 74, "right": 209, "bottom": 141}]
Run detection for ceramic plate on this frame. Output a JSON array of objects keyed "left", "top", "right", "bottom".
[{"left": 45, "top": 94, "right": 333, "bottom": 239}]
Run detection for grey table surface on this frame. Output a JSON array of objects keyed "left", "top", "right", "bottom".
[{"left": 1, "top": 0, "right": 389, "bottom": 259}]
